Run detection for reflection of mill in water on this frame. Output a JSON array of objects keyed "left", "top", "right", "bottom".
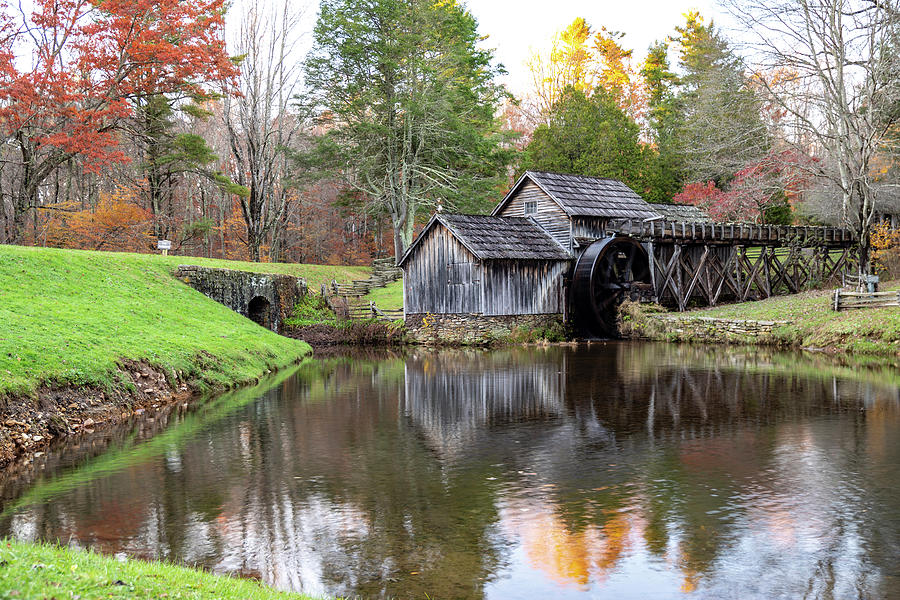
[
  {"left": 402, "top": 350, "right": 570, "bottom": 458},
  {"left": 401, "top": 345, "right": 900, "bottom": 455}
]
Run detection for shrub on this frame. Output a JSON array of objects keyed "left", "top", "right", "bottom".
[
  {"left": 617, "top": 300, "right": 667, "bottom": 339},
  {"left": 872, "top": 221, "right": 900, "bottom": 280},
  {"left": 286, "top": 295, "right": 406, "bottom": 346},
  {"left": 286, "top": 295, "right": 338, "bottom": 327},
  {"left": 509, "top": 321, "right": 569, "bottom": 344}
]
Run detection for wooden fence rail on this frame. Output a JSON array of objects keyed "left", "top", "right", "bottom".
[
  {"left": 833, "top": 290, "right": 900, "bottom": 311},
  {"left": 344, "top": 299, "right": 404, "bottom": 322}
]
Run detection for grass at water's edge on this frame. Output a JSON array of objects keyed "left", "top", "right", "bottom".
[
  {"left": 621, "top": 282, "right": 900, "bottom": 356},
  {"left": 0, "top": 245, "right": 340, "bottom": 397},
  {"left": 0, "top": 539, "right": 321, "bottom": 599}
]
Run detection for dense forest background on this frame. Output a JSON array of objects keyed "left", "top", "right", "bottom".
[{"left": 0, "top": 0, "right": 899, "bottom": 265}]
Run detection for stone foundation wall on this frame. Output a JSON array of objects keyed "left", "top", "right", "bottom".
[
  {"left": 175, "top": 266, "right": 307, "bottom": 333},
  {"left": 405, "top": 313, "right": 565, "bottom": 345}
]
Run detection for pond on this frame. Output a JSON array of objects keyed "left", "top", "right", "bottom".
[{"left": 1, "top": 343, "right": 899, "bottom": 599}]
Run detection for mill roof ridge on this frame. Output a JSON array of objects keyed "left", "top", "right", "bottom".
[
  {"left": 493, "top": 170, "right": 661, "bottom": 220},
  {"left": 525, "top": 169, "right": 622, "bottom": 183}
]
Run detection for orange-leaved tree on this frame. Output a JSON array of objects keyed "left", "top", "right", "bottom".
[
  {"left": 871, "top": 221, "right": 900, "bottom": 279},
  {"left": 45, "top": 187, "right": 154, "bottom": 252},
  {"left": 0, "top": 0, "right": 238, "bottom": 243}
]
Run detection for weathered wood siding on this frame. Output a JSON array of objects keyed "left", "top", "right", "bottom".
[
  {"left": 571, "top": 216, "right": 608, "bottom": 240},
  {"left": 497, "top": 181, "right": 572, "bottom": 252},
  {"left": 402, "top": 223, "right": 483, "bottom": 314},
  {"left": 482, "top": 259, "right": 570, "bottom": 315}
]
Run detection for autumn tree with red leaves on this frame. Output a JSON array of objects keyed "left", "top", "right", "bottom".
[
  {"left": 0, "top": 0, "right": 237, "bottom": 243},
  {"left": 674, "top": 150, "right": 813, "bottom": 223}
]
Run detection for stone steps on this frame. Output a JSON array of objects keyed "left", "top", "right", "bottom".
[
  {"left": 324, "top": 256, "right": 403, "bottom": 319},
  {"left": 331, "top": 257, "right": 401, "bottom": 299}
]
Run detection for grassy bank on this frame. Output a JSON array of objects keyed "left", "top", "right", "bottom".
[
  {"left": 363, "top": 278, "right": 403, "bottom": 310},
  {"left": 0, "top": 539, "right": 317, "bottom": 599},
  {"left": 624, "top": 283, "right": 900, "bottom": 355},
  {"left": 0, "top": 245, "right": 362, "bottom": 397}
]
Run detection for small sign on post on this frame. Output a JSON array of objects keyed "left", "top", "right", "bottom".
[{"left": 157, "top": 239, "right": 172, "bottom": 256}]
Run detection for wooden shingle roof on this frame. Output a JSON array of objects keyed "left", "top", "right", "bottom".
[
  {"left": 398, "top": 213, "right": 571, "bottom": 266},
  {"left": 649, "top": 203, "right": 711, "bottom": 223},
  {"left": 439, "top": 214, "right": 571, "bottom": 260},
  {"left": 493, "top": 171, "right": 660, "bottom": 220}
]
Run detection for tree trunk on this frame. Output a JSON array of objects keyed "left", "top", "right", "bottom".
[
  {"left": 244, "top": 185, "right": 262, "bottom": 262},
  {"left": 402, "top": 201, "right": 416, "bottom": 251},
  {"left": 13, "top": 137, "right": 36, "bottom": 244},
  {"left": 392, "top": 227, "right": 403, "bottom": 262},
  {"left": 14, "top": 175, "right": 42, "bottom": 245},
  {"left": 248, "top": 233, "right": 261, "bottom": 262},
  {"left": 11, "top": 202, "right": 28, "bottom": 244},
  {"left": 219, "top": 194, "right": 226, "bottom": 259},
  {"left": 856, "top": 183, "right": 873, "bottom": 277}
]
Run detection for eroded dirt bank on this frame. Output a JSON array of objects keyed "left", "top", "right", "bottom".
[{"left": 0, "top": 360, "right": 195, "bottom": 468}]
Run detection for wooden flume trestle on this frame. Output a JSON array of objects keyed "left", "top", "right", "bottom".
[{"left": 598, "top": 219, "right": 858, "bottom": 311}]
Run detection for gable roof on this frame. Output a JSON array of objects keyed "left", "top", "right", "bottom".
[
  {"left": 649, "top": 203, "right": 711, "bottom": 223},
  {"left": 398, "top": 213, "right": 571, "bottom": 267},
  {"left": 492, "top": 170, "right": 660, "bottom": 220}
]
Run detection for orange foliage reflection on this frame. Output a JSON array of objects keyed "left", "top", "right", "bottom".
[{"left": 504, "top": 502, "right": 636, "bottom": 589}]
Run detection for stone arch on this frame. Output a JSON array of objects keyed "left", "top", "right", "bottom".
[
  {"left": 175, "top": 265, "right": 308, "bottom": 333},
  {"left": 247, "top": 296, "right": 271, "bottom": 328}
]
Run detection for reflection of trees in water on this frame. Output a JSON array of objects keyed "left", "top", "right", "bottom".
[
  {"left": 2, "top": 345, "right": 900, "bottom": 599},
  {"left": 563, "top": 343, "right": 900, "bottom": 597},
  {"left": 395, "top": 343, "right": 900, "bottom": 596}
]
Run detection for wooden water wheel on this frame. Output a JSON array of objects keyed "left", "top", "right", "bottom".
[{"left": 571, "top": 236, "right": 652, "bottom": 338}]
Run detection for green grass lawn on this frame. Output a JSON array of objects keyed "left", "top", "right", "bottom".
[
  {"left": 153, "top": 254, "right": 369, "bottom": 291},
  {"left": 695, "top": 282, "right": 900, "bottom": 354},
  {"left": 363, "top": 278, "right": 403, "bottom": 311},
  {"left": 0, "top": 539, "right": 320, "bottom": 600},
  {"left": 0, "top": 246, "right": 372, "bottom": 397}
]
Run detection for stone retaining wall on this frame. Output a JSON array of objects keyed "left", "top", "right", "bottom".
[
  {"left": 176, "top": 266, "right": 307, "bottom": 333},
  {"left": 642, "top": 315, "right": 789, "bottom": 342},
  {"left": 405, "top": 313, "right": 564, "bottom": 345}
]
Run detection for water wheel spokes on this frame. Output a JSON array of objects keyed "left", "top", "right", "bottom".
[{"left": 571, "top": 236, "right": 652, "bottom": 338}]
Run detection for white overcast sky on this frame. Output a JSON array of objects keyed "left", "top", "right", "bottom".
[{"left": 464, "top": 0, "right": 727, "bottom": 93}]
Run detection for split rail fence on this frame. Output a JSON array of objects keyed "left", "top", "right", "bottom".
[{"left": 833, "top": 290, "right": 900, "bottom": 311}]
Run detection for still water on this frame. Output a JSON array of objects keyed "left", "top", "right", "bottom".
[{"left": 2, "top": 343, "right": 900, "bottom": 599}]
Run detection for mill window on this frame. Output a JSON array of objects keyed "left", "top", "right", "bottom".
[{"left": 523, "top": 200, "right": 537, "bottom": 216}]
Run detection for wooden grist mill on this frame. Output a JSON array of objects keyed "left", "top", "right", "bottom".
[{"left": 399, "top": 171, "right": 858, "bottom": 338}]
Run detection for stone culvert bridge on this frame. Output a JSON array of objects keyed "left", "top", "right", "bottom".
[{"left": 175, "top": 265, "right": 307, "bottom": 333}]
